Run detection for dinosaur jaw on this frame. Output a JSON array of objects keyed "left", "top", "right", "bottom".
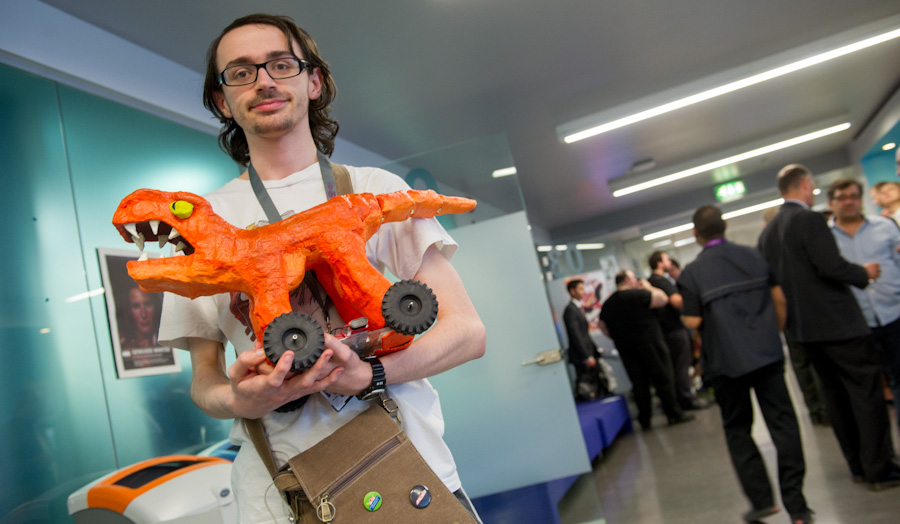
[{"left": 115, "top": 219, "right": 196, "bottom": 258}]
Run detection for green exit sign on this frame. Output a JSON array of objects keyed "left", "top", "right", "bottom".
[{"left": 715, "top": 180, "right": 746, "bottom": 202}]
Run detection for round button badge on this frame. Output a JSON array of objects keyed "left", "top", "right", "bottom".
[
  {"left": 410, "top": 485, "right": 432, "bottom": 509},
  {"left": 363, "top": 491, "right": 382, "bottom": 512}
]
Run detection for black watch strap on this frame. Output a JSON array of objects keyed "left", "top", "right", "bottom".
[{"left": 356, "top": 356, "right": 386, "bottom": 401}]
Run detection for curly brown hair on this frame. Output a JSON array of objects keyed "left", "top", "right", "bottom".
[{"left": 202, "top": 13, "right": 339, "bottom": 164}]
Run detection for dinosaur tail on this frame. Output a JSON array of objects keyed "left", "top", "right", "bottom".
[{"left": 377, "top": 190, "right": 477, "bottom": 223}]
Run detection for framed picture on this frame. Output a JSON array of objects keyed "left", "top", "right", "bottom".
[{"left": 97, "top": 248, "right": 181, "bottom": 378}]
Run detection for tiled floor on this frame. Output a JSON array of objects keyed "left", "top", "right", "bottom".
[{"left": 559, "top": 373, "right": 900, "bottom": 524}]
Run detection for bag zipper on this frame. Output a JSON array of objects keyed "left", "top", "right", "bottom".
[{"left": 315, "top": 436, "right": 401, "bottom": 521}]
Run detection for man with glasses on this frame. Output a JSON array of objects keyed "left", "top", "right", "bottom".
[
  {"left": 828, "top": 178, "right": 900, "bottom": 430},
  {"left": 759, "top": 164, "right": 900, "bottom": 492},
  {"left": 158, "top": 14, "right": 485, "bottom": 522}
]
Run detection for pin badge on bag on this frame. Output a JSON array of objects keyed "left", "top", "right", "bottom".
[
  {"left": 410, "top": 485, "right": 431, "bottom": 509},
  {"left": 364, "top": 491, "right": 382, "bottom": 511}
]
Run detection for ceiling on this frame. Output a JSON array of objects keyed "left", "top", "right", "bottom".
[{"left": 37, "top": 0, "right": 900, "bottom": 244}]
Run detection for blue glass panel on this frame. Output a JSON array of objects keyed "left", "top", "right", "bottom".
[
  {"left": 0, "top": 64, "right": 116, "bottom": 522},
  {"left": 56, "top": 85, "right": 238, "bottom": 467}
]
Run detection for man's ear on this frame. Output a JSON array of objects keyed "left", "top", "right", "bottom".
[
  {"left": 213, "top": 90, "right": 233, "bottom": 119},
  {"left": 308, "top": 67, "right": 323, "bottom": 100}
]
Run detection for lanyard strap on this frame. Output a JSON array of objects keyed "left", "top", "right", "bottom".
[
  {"left": 246, "top": 151, "right": 338, "bottom": 329},
  {"left": 247, "top": 150, "right": 337, "bottom": 224}
]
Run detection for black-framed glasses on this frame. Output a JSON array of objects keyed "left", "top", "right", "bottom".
[
  {"left": 218, "top": 57, "right": 311, "bottom": 86},
  {"left": 831, "top": 194, "right": 861, "bottom": 202}
]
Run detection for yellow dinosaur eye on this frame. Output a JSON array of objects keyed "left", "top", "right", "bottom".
[{"left": 170, "top": 200, "right": 194, "bottom": 219}]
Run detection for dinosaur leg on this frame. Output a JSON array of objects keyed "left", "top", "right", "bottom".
[{"left": 314, "top": 235, "right": 392, "bottom": 330}]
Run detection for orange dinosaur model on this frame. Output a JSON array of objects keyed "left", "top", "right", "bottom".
[{"left": 112, "top": 188, "right": 476, "bottom": 370}]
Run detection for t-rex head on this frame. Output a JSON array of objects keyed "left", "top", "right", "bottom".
[{"left": 112, "top": 189, "right": 244, "bottom": 298}]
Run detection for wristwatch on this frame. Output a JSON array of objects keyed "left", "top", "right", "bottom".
[{"left": 356, "top": 356, "right": 386, "bottom": 401}]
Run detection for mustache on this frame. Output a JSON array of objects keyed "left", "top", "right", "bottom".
[{"left": 250, "top": 94, "right": 288, "bottom": 106}]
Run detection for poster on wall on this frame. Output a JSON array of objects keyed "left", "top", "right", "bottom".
[
  {"left": 548, "top": 256, "right": 620, "bottom": 337},
  {"left": 98, "top": 248, "right": 181, "bottom": 378}
]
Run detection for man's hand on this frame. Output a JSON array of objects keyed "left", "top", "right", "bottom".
[
  {"left": 585, "top": 356, "right": 597, "bottom": 368},
  {"left": 864, "top": 262, "right": 881, "bottom": 280},
  {"left": 225, "top": 342, "right": 345, "bottom": 419}
]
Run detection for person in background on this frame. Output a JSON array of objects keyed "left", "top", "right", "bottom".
[
  {"left": 763, "top": 203, "right": 828, "bottom": 425},
  {"left": 877, "top": 181, "right": 900, "bottom": 224},
  {"left": 564, "top": 279, "right": 603, "bottom": 400},
  {"left": 758, "top": 163, "right": 899, "bottom": 492},
  {"left": 828, "top": 178, "right": 900, "bottom": 428},
  {"left": 667, "top": 258, "right": 682, "bottom": 281},
  {"left": 598, "top": 270, "right": 693, "bottom": 429},
  {"left": 648, "top": 251, "right": 706, "bottom": 410},
  {"left": 679, "top": 205, "right": 811, "bottom": 524}
]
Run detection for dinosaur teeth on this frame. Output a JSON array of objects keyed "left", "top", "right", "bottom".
[
  {"left": 124, "top": 223, "right": 138, "bottom": 237},
  {"left": 175, "top": 241, "right": 187, "bottom": 253},
  {"left": 158, "top": 233, "right": 169, "bottom": 248},
  {"left": 169, "top": 228, "right": 181, "bottom": 241},
  {"left": 138, "top": 252, "right": 149, "bottom": 262},
  {"left": 149, "top": 220, "right": 160, "bottom": 235},
  {"left": 133, "top": 233, "right": 145, "bottom": 252}
]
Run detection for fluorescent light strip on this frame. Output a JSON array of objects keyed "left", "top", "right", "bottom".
[
  {"left": 673, "top": 237, "right": 696, "bottom": 248},
  {"left": 722, "top": 198, "right": 784, "bottom": 220},
  {"left": 643, "top": 223, "right": 694, "bottom": 241},
  {"left": 643, "top": 198, "right": 785, "bottom": 241},
  {"left": 538, "top": 243, "right": 607, "bottom": 251},
  {"left": 614, "top": 123, "right": 850, "bottom": 197},
  {"left": 564, "top": 27, "right": 900, "bottom": 144},
  {"left": 492, "top": 167, "right": 517, "bottom": 178}
]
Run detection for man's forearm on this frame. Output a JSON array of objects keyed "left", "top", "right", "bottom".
[
  {"left": 378, "top": 246, "right": 485, "bottom": 385},
  {"left": 188, "top": 338, "right": 242, "bottom": 419}
]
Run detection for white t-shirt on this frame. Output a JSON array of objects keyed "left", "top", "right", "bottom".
[{"left": 158, "top": 162, "right": 461, "bottom": 523}]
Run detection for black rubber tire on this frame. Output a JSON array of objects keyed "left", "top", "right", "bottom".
[
  {"left": 382, "top": 280, "right": 438, "bottom": 335},
  {"left": 263, "top": 312, "right": 324, "bottom": 372}
]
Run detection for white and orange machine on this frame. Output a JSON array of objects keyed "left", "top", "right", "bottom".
[{"left": 67, "top": 454, "right": 236, "bottom": 524}]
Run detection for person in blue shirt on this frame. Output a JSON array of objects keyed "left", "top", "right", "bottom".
[{"left": 827, "top": 178, "right": 900, "bottom": 428}]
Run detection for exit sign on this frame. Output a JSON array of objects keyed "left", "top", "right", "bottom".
[{"left": 714, "top": 180, "right": 746, "bottom": 202}]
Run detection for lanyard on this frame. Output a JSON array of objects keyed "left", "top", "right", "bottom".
[
  {"left": 247, "top": 150, "right": 337, "bottom": 224},
  {"left": 246, "top": 151, "right": 336, "bottom": 324}
]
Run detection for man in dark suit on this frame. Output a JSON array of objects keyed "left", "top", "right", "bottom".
[
  {"left": 564, "top": 279, "right": 600, "bottom": 400},
  {"left": 758, "top": 163, "right": 900, "bottom": 491}
]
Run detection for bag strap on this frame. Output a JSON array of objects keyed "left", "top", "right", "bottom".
[
  {"left": 242, "top": 154, "right": 359, "bottom": 484},
  {"left": 244, "top": 417, "right": 279, "bottom": 479}
]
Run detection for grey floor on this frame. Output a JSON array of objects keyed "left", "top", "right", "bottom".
[{"left": 558, "top": 374, "right": 900, "bottom": 524}]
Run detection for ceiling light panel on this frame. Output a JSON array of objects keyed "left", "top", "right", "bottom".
[
  {"left": 608, "top": 119, "right": 850, "bottom": 197},
  {"left": 557, "top": 15, "right": 900, "bottom": 143}
]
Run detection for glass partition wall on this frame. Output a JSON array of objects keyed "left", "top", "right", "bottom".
[{"left": 0, "top": 63, "right": 237, "bottom": 523}]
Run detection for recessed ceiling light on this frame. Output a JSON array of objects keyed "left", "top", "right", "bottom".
[
  {"left": 575, "top": 243, "right": 606, "bottom": 250},
  {"left": 613, "top": 123, "right": 850, "bottom": 197},
  {"left": 883, "top": 143, "right": 897, "bottom": 151},
  {"left": 562, "top": 26, "right": 900, "bottom": 143},
  {"left": 492, "top": 167, "right": 517, "bottom": 178}
]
